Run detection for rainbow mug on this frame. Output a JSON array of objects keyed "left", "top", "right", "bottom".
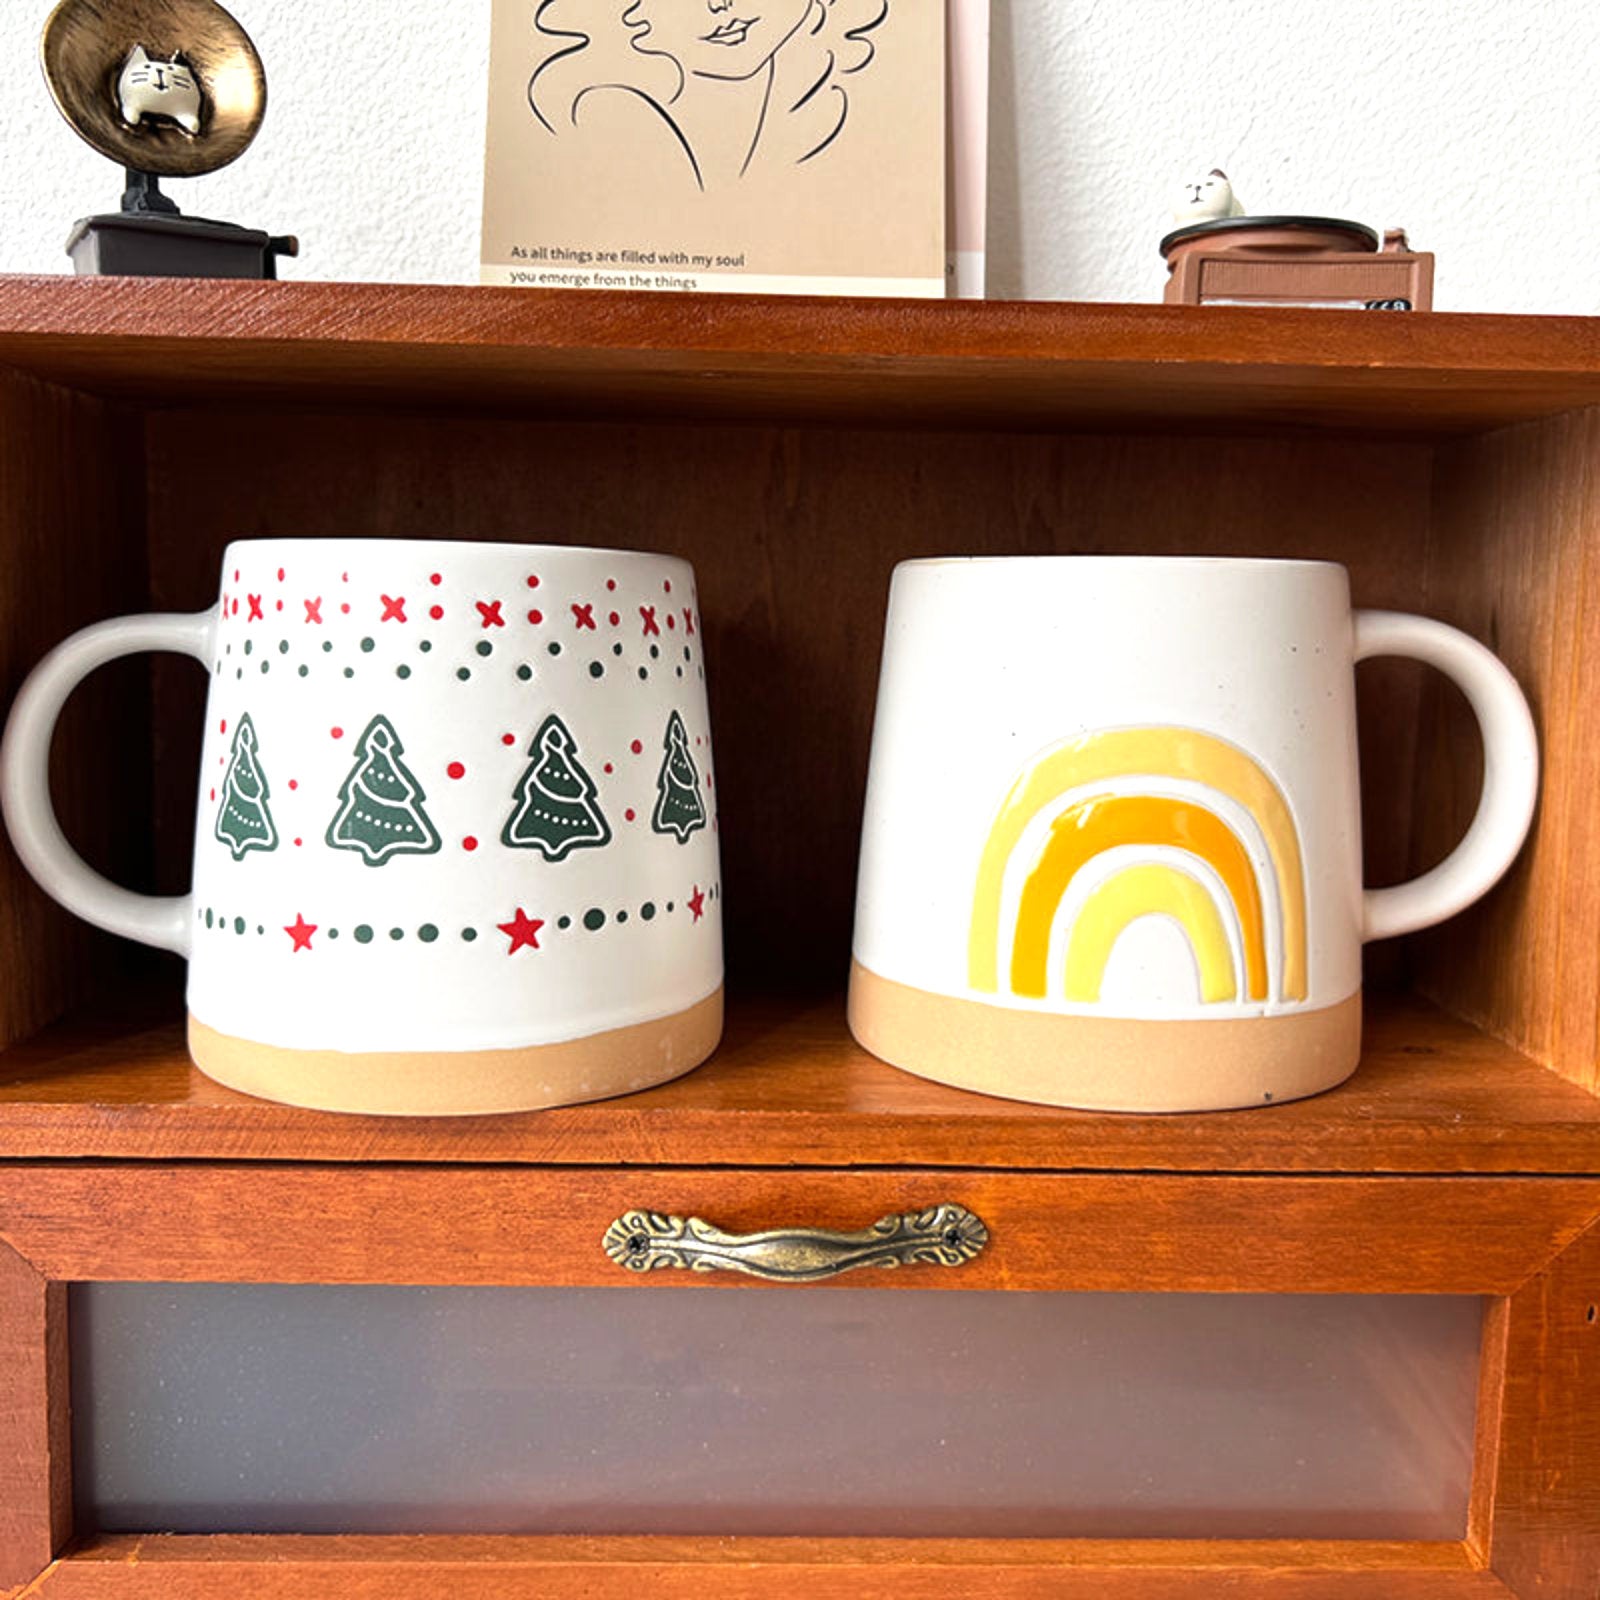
[{"left": 848, "top": 557, "right": 1539, "bottom": 1112}]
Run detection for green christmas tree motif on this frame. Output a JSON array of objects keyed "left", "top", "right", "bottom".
[
  {"left": 502, "top": 714, "right": 611, "bottom": 860},
  {"left": 214, "top": 713, "right": 278, "bottom": 860},
  {"left": 325, "top": 715, "right": 442, "bottom": 866},
  {"left": 651, "top": 711, "right": 707, "bottom": 844}
]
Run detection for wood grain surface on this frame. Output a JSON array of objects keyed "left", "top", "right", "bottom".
[
  {"left": 0, "top": 371, "right": 148, "bottom": 1049},
  {"left": 1415, "top": 409, "right": 1600, "bottom": 1095},
  {"left": 1485, "top": 1215, "right": 1600, "bottom": 1595},
  {"left": 0, "top": 1241, "right": 68, "bottom": 1594},
  {"left": 25, "top": 1534, "right": 1508, "bottom": 1600},
  {"left": 1, "top": 1165, "right": 1594, "bottom": 1294},
  {"left": 0, "top": 992, "right": 1597, "bottom": 1174},
  {"left": 1, "top": 277, "right": 1599, "bottom": 433}
]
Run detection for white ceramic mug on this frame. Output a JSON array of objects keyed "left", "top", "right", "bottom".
[
  {"left": 1, "top": 539, "right": 724, "bottom": 1115},
  {"left": 848, "top": 557, "right": 1538, "bottom": 1112}
]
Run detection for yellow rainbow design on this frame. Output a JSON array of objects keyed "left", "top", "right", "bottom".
[
  {"left": 968, "top": 728, "right": 1308, "bottom": 1006},
  {"left": 1064, "top": 864, "right": 1237, "bottom": 1003}
]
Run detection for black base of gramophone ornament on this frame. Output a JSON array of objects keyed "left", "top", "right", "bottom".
[
  {"left": 41, "top": 0, "right": 295, "bottom": 281},
  {"left": 66, "top": 169, "right": 296, "bottom": 279}
]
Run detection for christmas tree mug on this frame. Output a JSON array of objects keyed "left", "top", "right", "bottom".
[
  {"left": 849, "top": 557, "right": 1539, "bottom": 1112},
  {"left": 1, "top": 540, "right": 724, "bottom": 1114}
]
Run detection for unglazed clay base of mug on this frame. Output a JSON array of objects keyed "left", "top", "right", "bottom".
[
  {"left": 848, "top": 962, "right": 1360, "bottom": 1114},
  {"left": 189, "top": 989, "right": 723, "bottom": 1117}
]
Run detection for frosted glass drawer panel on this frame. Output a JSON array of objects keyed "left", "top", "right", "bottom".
[{"left": 72, "top": 1284, "right": 1481, "bottom": 1539}]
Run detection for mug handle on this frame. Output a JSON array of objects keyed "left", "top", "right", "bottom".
[
  {"left": 1, "top": 611, "right": 215, "bottom": 957},
  {"left": 1355, "top": 609, "right": 1539, "bottom": 942}
]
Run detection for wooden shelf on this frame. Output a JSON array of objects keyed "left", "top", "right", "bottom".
[
  {"left": 0, "top": 989, "right": 1595, "bottom": 1174},
  {"left": 3, "top": 275, "right": 1600, "bottom": 433}
]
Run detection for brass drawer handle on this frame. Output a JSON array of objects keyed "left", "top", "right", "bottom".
[{"left": 603, "top": 1204, "right": 989, "bottom": 1283}]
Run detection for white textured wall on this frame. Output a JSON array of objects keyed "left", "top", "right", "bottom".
[{"left": 3, "top": 0, "right": 1597, "bottom": 312}]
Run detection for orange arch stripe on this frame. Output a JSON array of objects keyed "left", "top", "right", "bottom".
[
  {"left": 968, "top": 728, "right": 1307, "bottom": 1001},
  {"left": 1010, "top": 796, "right": 1268, "bottom": 1000}
]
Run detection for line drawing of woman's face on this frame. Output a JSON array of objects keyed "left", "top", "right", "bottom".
[{"left": 629, "top": 0, "right": 818, "bottom": 82}]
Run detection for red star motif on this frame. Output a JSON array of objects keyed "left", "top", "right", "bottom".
[
  {"left": 476, "top": 600, "right": 506, "bottom": 629},
  {"left": 381, "top": 595, "right": 407, "bottom": 623},
  {"left": 687, "top": 886, "right": 706, "bottom": 923},
  {"left": 639, "top": 605, "right": 660, "bottom": 637},
  {"left": 498, "top": 908, "right": 545, "bottom": 954},
  {"left": 285, "top": 914, "right": 317, "bottom": 952},
  {"left": 571, "top": 603, "right": 597, "bottom": 630},
  {"left": 247, "top": 594, "right": 264, "bottom": 621},
  {"left": 304, "top": 597, "right": 323, "bottom": 624},
  {"left": 683, "top": 608, "right": 695, "bottom": 635}
]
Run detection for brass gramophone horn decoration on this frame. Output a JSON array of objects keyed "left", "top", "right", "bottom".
[{"left": 40, "top": 0, "right": 295, "bottom": 278}]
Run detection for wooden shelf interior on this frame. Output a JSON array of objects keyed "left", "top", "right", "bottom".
[
  {"left": 0, "top": 279, "right": 1597, "bottom": 1134},
  {"left": 1, "top": 988, "right": 1598, "bottom": 1173},
  {"left": 2, "top": 276, "right": 1600, "bottom": 434}
]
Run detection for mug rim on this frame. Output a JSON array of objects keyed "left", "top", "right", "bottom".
[
  {"left": 893, "top": 555, "right": 1348, "bottom": 573},
  {"left": 218, "top": 538, "right": 690, "bottom": 565}
]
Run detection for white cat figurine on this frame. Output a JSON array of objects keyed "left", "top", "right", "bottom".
[
  {"left": 1172, "top": 169, "right": 1246, "bottom": 225},
  {"left": 117, "top": 45, "right": 203, "bottom": 135}
]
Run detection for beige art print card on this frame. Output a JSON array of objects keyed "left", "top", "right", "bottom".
[{"left": 481, "top": 1, "right": 946, "bottom": 296}]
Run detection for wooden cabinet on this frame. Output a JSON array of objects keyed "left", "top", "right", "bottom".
[{"left": 1, "top": 279, "right": 1598, "bottom": 1596}]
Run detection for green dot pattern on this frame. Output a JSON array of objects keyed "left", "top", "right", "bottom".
[{"left": 195, "top": 887, "right": 721, "bottom": 948}]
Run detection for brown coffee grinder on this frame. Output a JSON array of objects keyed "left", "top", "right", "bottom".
[{"left": 1161, "top": 170, "right": 1433, "bottom": 311}]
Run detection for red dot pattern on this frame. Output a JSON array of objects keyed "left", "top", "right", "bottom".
[
  {"left": 331, "top": 727, "right": 344, "bottom": 740},
  {"left": 288, "top": 779, "right": 299, "bottom": 791},
  {"left": 630, "top": 740, "right": 643, "bottom": 755},
  {"left": 430, "top": 573, "right": 443, "bottom": 586},
  {"left": 430, "top": 604, "right": 444, "bottom": 620},
  {"left": 501, "top": 733, "right": 516, "bottom": 746},
  {"left": 527, "top": 609, "right": 543, "bottom": 624},
  {"left": 526, "top": 574, "right": 540, "bottom": 589},
  {"left": 447, "top": 762, "right": 466, "bottom": 780},
  {"left": 462, "top": 836, "right": 479, "bottom": 852}
]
